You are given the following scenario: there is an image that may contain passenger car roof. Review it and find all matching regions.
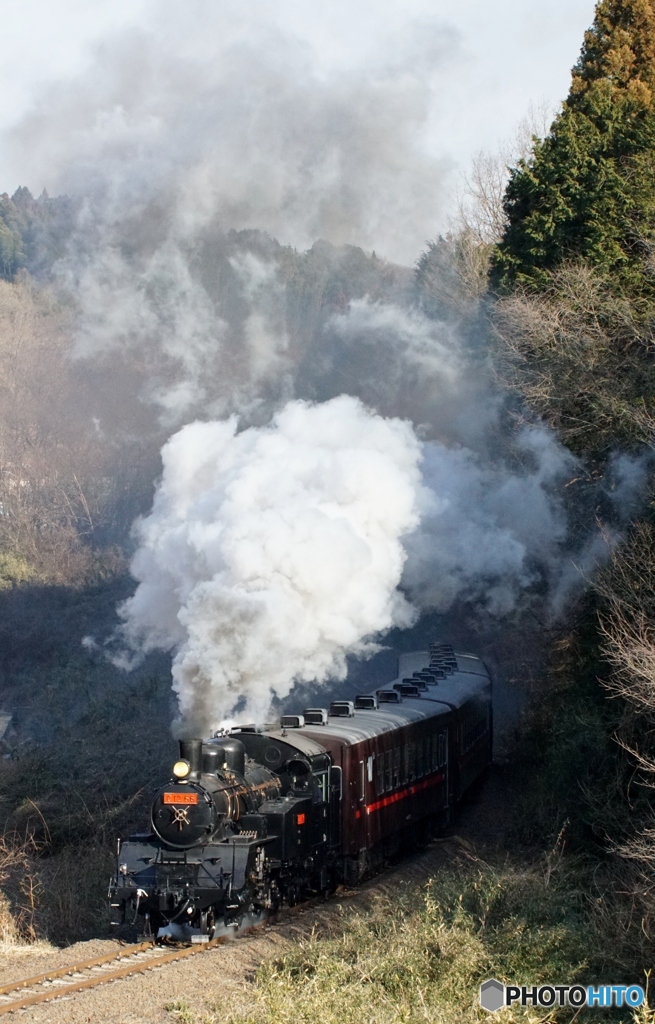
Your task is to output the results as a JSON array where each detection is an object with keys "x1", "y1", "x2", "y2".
[
  {"x1": 229, "y1": 648, "x2": 491, "y2": 754},
  {"x1": 246, "y1": 649, "x2": 491, "y2": 750},
  {"x1": 300, "y1": 700, "x2": 452, "y2": 747},
  {"x1": 398, "y1": 650, "x2": 490, "y2": 679}
]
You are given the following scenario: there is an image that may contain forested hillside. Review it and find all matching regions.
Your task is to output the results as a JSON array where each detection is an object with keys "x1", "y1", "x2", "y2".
[
  {"x1": 493, "y1": 0, "x2": 655, "y2": 293},
  {"x1": 490, "y1": 0, "x2": 655, "y2": 953},
  {"x1": 228, "y1": 4, "x2": 655, "y2": 1018}
]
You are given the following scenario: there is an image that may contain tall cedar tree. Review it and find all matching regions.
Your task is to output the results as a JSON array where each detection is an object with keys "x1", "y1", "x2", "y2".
[{"x1": 492, "y1": 0, "x2": 655, "y2": 292}]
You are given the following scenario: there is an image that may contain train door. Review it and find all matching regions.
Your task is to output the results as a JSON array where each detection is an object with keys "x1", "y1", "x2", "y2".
[
  {"x1": 358, "y1": 754, "x2": 374, "y2": 848},
  {"x1": 441, "y1": 728, "x2": 448, "y2": 815},
  {"x1": 329, "y1": 765, "x2": 342, "y2": 848},
  {"x1": 443, "y1": 726, "x2": 455, "y2": 818},
  {"x1": 313, "y1": 769, "x2": 330, "y2": 849}
]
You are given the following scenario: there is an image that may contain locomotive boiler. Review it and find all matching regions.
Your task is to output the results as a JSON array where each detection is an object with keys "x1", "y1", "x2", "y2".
[{"x1": 109, "y1": 642, "x2": 492, "y2": 941}]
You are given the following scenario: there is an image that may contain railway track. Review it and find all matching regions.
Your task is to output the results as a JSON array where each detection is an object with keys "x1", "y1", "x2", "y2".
[
  {"x1": 0, "y1": 872, "x2": 356, "y2": 1016},
  {"x1": 0, "y1": 841, "x2": 450, "y2": 1017},
  {"x1": 0, "y1": 932, "x2": 246, "y2": 1015},
  {"x1": 0, "y1": 889, "x2": 337, "y2": 1018}
]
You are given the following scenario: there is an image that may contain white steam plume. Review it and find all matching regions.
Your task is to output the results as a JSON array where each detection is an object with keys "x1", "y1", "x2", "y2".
[
  {"x1": 6, "y1": 0, "x2": 454, "y2": 264},
  {"x1": 115, "y1": 389, "x2": 586, "y2": 733},
  {"x1": 117, "y1": 396, "x2": 422, "y2": 734},
  {"x1": 403, "y1": 427, "x2": 574, "y2": 616},
  {"x1": 2, "y1": 0, "x2": 457, "y2": 425},
  {"x1": 5, "y1": 0, "x2": 646, "y2": 730}
]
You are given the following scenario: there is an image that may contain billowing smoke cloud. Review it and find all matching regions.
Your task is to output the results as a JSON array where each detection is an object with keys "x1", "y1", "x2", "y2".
[
  {"x1": 404, "y1": 427, "x2": 574, "y2": 616},
  {"x1": 545, "y1": 451, "x2": 655, "y2": 618},
  {"x1": 1, "y1": 0, "x2": 459, "y2": 426},
  {"x1": 116, "y1": 396, "x2": 422, "y2": 733},
  {"x1": 6, "y1": 0, "x2": 455, "y2": 265},
  {"x1": 8, "y1": 0, "x2": 640, "y2": 733},
  {"x1": 115, "y1": 388, "x2": 586, "y2": 732},
  {"x1": 321, "y1": 297, "x2": 498, "y2": 448}
]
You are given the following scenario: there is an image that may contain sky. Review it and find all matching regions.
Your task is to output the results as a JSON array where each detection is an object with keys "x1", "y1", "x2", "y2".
[{"x1": 0, "y1": 0, "x2": 598, "y2": 250}]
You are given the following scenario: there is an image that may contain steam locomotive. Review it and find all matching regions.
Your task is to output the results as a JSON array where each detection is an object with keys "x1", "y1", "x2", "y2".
[{"x1": 109, "y1": 642, "x2": 492, "y2": 941}]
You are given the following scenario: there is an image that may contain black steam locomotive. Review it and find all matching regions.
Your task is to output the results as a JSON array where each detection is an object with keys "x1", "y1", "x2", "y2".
[{"x1": 109, "y1": 643, "x2": 492, "y2": 941}]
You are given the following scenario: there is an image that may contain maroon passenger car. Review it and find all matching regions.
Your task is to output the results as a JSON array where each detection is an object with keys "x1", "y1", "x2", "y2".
[
  {"x1": 238, "y1": 642, "x2": 492, "y2": 883},
  {"x1": 110, "y1": 642, "x2": 492, "y2": 939}
]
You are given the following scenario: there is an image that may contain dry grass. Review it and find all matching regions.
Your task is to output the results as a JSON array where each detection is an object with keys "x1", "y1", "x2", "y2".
[
  {"x1": 0, "y1": 780, "x2": 158, "y2": 944},
  {"x1": 0, "y1": 831, "x2": 45, "y2": 948},
  {"x1": 167, "y1": 856, "x2": 648, "y2": 1024},
  {"x1": 26, "y1": 845, "x2": 115, "y2": 943},
  {"x1": 0, "y1": 616, "x2": 166, "y2": 948}
]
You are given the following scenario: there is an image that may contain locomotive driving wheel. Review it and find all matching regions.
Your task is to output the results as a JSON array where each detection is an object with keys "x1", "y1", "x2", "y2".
[{"x1": 200, "y1": 909, "x2": 216, "y2": 938}]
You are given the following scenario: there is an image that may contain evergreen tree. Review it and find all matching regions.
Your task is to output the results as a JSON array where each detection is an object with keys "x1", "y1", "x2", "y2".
[
  {"x1": 0, "y1": 197, "x2": 25, "y2": 279},
  {"x1": 492, "y1": 0, "x2": 655, "y2": 292},
  {"x1": 0, "y1": 188, "x2": 76, "y2": 280}
]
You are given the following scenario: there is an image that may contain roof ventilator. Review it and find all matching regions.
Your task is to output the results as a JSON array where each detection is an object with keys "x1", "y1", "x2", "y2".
[
  {"x1": 377, "y1": 689, "x2": 402, "y2": 703},
  {"x1": 412, "y1": 672, "x2": 434, "y2": 686},
  {"x1": 428, "y1": 667, "x2": 446, "y2": 679},
  {"x1": 303, "y1": 708, "x2": 328, "y2": 725},
  {"x1": 329, "y1": 701, "x2": 355, "y2": 718},
  {"x1": 430, "y1": 659, "x2": 456, "y2": 674},
  {"x1": 394, "y1": 683, "x2": 421, "y2": 697},
  {"x1": 354, "y1": 695, "x2": 378, "y2": 710},
  {"x1": 280, "y1": 714, "x2": 304, "y2": 729}
]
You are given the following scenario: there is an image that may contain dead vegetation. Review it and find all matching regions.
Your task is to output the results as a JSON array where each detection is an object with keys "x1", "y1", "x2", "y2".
[
  {"x1": 0, "y1": 565, "x2": 175, "y2": 945},
  {"x1": 0, "y1": 832, "x2": 41, "y2": 948},
  {"x1": 167, "y1": 852, "x2": 650, "y2": 1024},
  {"x1": 0, "y1": 273, "x2": 158, "y2": 587},
  {"x1": 592, "y1": 522, "x2": 655, "y2": 933},
  {"x1": 492, "y1": 261, "x2": 655, "y2": 455}
]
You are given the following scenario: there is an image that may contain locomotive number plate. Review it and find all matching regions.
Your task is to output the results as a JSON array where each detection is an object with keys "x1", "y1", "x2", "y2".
[{"x1": 163, "y1": 792, "x2": 199, "y2": 804}]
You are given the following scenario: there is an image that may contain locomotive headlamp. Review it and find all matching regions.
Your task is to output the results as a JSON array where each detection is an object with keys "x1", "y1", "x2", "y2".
[{"x1": 172, "y1": 759, "x2": 191, "y2": 779}]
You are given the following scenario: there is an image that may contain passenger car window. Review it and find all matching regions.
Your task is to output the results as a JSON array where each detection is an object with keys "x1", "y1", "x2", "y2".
[
  {"x1": 315, "y1": 771, "x2": 328, "y2": 802},
  {"x1": 392, "y1": 748, "x2": 401, "y2": 788},
  {"x1": 384, "y1": 750, "x2": 393, "y2": 791},
  {"x1": 376, "y1": 752, "x2": 385, "y2": 794}
]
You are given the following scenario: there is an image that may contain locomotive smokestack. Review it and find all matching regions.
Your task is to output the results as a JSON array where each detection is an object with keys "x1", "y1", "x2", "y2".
[{"x1": 179, "y1": 739, "x2": 203, "y2": 777}]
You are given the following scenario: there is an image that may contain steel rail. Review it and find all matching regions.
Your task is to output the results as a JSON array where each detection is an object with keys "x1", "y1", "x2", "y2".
[
  {"x1": 0, "y1": 935, "x2": 236, "y2": 1015},
  {"x1": 0, "y1": 828, "x2": 446, "y2": 1015},
  {"x1": 0, "y1": 940, "x2": 155, "y2": 997}
]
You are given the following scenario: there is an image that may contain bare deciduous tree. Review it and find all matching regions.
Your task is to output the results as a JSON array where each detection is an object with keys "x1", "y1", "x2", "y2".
[
  {"x1": 420, "y1": 101, "x2": 557, "y2": 307},
  {"x1": 0, "y1": 274, "x2": 151, "y2": 584},
  {"x1": 593, "y1": 524, "x2": 655, "y2": 931},
  {"x1": 492, "y1": 261, "x2": 655, "y2": 454}
]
